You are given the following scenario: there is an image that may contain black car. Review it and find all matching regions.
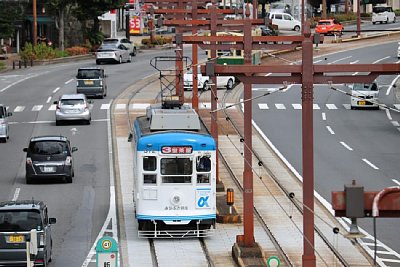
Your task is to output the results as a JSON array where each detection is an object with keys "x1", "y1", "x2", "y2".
[
  {"x1": 76, "y1": 67, "x2": 107, "y2": 98},
  {"x1": 23, "y1": 135, "x2": 78, "y2": 184},
  {"x1": 258, "y1": 25, "x2": 278, "y2": 36},
  {"x1": 0, "y1": 200, "x2": 56, "y2": 266}
]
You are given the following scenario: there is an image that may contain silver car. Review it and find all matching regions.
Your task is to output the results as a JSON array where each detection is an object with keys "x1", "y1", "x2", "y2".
[
  {"x1": 54, "y1": 94, "x2": 92, "y2": 125},
  {"x1": 0, "y1": 104, "x2": 12, "y2": 143},
  {"x1": 103, "y1": 37, "x2": 137, "y2": 56},
  {"x1": 96, "y1": 43, "x2": 132, "y2": 64}
]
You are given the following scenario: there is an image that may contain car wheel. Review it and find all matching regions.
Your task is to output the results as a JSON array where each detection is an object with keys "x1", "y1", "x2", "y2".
[
  {"x1": 66, "y1": 175, "x2": 72, "y2": 183},
  {"x1": 202, "y1": 81, "x2": 210, "y2": 91},
  {"x1": 226, "y1": 79, "x2": 234, "y2": 90},
  {"x1": 372, "y1": 21, "x2": 376, "y2": 25},
  {"x1": 26, "y1": 176, "x2": 32, "y2": 184},
  {"x1": 55, "y1": 120, "x2": 61, "y2": 126},
  {"x1": 386, "y1": 18, "x2": 389, "y2": 24},
  {"x1": 132, "y1": 48, "x2": 137, "y2": 56},
  {"x1": 0, "y1": 137, "x2": 6, "y2": 143},
  {"x1": 119, "y1": 56, "x2": 122, "y2": 64},
  {"x1": 294, "y1": 25, "x2": 300, "y2": 32},
  {"x1": 96, "y1": 60, "x2": 101, "y2": 65},
  {"x1": 351, "y1": 106, "x2": 355, "y2": 110},
  {"x1": 86, "y1": 119, "x2": 91, "y2": 125},
  {"x1": 394, "y1": 17, "x2": 396, "y2": 23},
  {"x1": 128, "y1": 55, "x2": 132, "y2": 63}
]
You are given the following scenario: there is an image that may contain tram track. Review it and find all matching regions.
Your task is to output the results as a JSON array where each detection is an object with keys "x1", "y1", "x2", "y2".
[{"x1": 207, "y1": 87, "x2": 351, "y2": 266}]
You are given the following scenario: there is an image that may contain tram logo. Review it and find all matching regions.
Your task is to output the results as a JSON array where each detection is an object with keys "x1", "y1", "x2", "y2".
[{"x1": 196, "y1": 189, "x2": 211, "y2": 209}]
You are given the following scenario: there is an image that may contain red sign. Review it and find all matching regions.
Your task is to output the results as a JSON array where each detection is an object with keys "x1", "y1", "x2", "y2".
[
  {"x1": 129, "y1": 15, "x2": 140, "y2": 34},
  {"x1": 162, "y1": 146, "x2": 193, "y2": 154}
]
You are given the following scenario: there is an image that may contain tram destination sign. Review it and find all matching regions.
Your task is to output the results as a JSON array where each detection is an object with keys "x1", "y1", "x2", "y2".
[{"x1": 161, "y1": 146, "x2": 192, "y2": 154}]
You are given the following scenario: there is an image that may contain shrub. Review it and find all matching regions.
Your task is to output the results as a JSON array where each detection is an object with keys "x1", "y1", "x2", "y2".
[
  {"x1": 19, "y1": 42, "x2": 36, "y2": 61},
  {"x1": 141, "y1": 38, "x2": 151, "y2": 45},
  {"x1": 33, "y1": 43, "x2": 56, "y2": 59},
  {"x1": 65, "y1": 46, "x2": 89, "y2": 56},
  {"x1": 395, "y1": 9, "x2": 400, "y2": 16},
  {"x1": 0, "y1": 61, "x2": 5, "y2": 71},
  {"x1": 331, "y1": 12, "x2": 357, "y2": 22}
]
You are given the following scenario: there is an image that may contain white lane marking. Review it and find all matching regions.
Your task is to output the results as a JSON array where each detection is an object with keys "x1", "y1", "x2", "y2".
[
  {"x1": 326, "y1": 126, "x2": 335, "y2": 135},
  {"x1": 313, "y1": 59, "x2": 322, "y2": 64},
  {"x1": 328, "y1": 56, "x2": 352, "y2": 64},
  {"x1": 352, "y1": 72, "x2": 359, "y2": 76},
  {"x1": 386, "y1": 75, "x2": 400, "y2": 96},
  {"x1": 0, "y1": 73, "x2": 39, "y2": 92},
  {"x1": 395, "y1": 104, "x2": 400, "y2": 110},
  {"x1": 12, "y1": 188, "x2": 20, "y2": 201},
  {"x1": 326, "y1": 104, "x2": 337, "y2": 109},
  {"x1": 340, "y1": 141, "x2": 353, "y2": 151},
  {"x1": 130, "y1": 103, "x2": 152, "y2": 109},
  {"x1": 275, "y1": 104, "x2": 285, "y2": 109},
  {"x1": 322, "y1": 112, "x2": 326, "y2": 121},
  {"x1": 258, "y1": 103, "x2": 269, "y2": 110},
  {"x1": 65, "y1": 78, "x2": 74, "y2": 84},
  {"x1": 32, "y1": 105, "x2": 43, "y2": 111},
  {"x1": 264, "y1": 73, "x2": 272, "y2": 76},
  {"x1": 372, "y1": 56, "x2": 390, "y2": 64},
  {"x1": 362, "y1": 158, "x2": 379, "y2": 170},
  {"x1": 14, "y1": 106, "x2": 25, "y2": 112},
  {"x1": 292, "y1": 104, "x2": 302, "y2": 109},
  {"x1": 48, "y1": 104, "x2": 56, "y2": 111},
  {"x1": 391, "y1": 121, "x2": 400, "y2": 127},
  {"x1": 392, "y1": 179, "x2": 400, "y2": 186},
  {"x1": 381, "y1": 259, "x2": 400, "y2": 263},
  {"x1": 115, "y1": 104, "x2": 126, "y2": 110},
  {"x1": 350, "y1": 60, "x2": 359, "y2": 64},
  {"x1": 100, "y1": 104, "x2": 111, "y2": 110},
  {"x1": 46, "y1": 96, "x2": 52, "y2": 103},
  {"x1": 252, "y1": 87, "x2": 279, "y2": 92},
  {"x1": 313, "y1": 104, "x2": 320, "y2": 109},
  {"x1": 343, "y1": 104, "x2": 351, "y2": 109},
  {"x1": 283, "y1": 84, "x2": 294, "y2": 92},
  {"x1": 386, "y1": 109, "x2": 392, "y2": 120},
  {"x1": 52, "y1": 87, "x2": 60, "y2": 93}
]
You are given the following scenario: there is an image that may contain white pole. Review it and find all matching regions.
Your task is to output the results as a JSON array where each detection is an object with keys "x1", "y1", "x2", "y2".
[{"x1": 26, "y1": 241, "x2": 30, "y2": 267}]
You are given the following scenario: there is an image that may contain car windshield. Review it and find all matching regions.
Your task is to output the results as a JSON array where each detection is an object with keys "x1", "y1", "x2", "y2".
[
  {"x1": 60, "y1": 99, "x2": 85, "y2": 106},
  {"x1": 30, "y1": 141, "x2": 68, "y2": 155},
  {"x1": 103, "y1": 39, "x2": 119, "y2": 44},
  {"x1": 318, "y1": 21, "x2": 331, "y2": 25},
  {"x1": 98, "y1": 44, "x2": 118, "y2": 50},
  {"x1": 373, "y1": 7, "x2": 391, "y2": 13},
  {"x1": 77, "y1": 69, "x2": 100, "y2": 79},
  {"x1": 0, "y1": 210, "x2": 42, "y2": 231},
  {"x1": 352, "y1": 83, "x2": 378, "y2": 91}
]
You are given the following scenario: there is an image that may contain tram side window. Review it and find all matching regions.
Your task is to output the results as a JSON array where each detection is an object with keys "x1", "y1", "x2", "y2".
[
  {"x1": 196, "y1": 156, "x2": 211, "y2": 184},
  {"x1": 143, "y1": 156, "x2": 156, "y2": 171},
  {"x1": 143, "y1": 156, "x2": 157, "y2": 184}
]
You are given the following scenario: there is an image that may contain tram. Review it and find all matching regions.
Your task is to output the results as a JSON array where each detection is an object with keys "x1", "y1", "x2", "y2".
[{"x1": 132, "y1": 104, "x2": 217, "y2": 238}]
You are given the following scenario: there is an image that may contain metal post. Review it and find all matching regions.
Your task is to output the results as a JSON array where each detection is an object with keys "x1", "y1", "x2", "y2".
[
  {"x1": 242, "y1": 5, "x2": 254, "y2": 248},
  {"x1": 301, "y1": 23, "x2": 316, "y2": 267},
  {"x1": 356, "y1": 0, "x2": 361, "y2": 37},
  {"x1": 210, "y1": 3, "x2": 219, "y2": 184},
  {"x1": 125, "y1": 7, "x2": 130, "y2": 39},
  {"x1": 176, "y1": 0, "x2": 184, "y2": 105},
  {"x1": 192, "y1": 0, "x2": 199, "y2": 111},
  {"x1": 33, "y1": 0, "x2": 37, "y2": 46}
]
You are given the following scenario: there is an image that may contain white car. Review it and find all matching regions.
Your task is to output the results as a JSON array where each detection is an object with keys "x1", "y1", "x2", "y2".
[
  {"x1": 267, "y1": 12, "x2": 301, "y2": 31},
  {"x1": 103, "y1": 37, "x2": 137, "y2": 56},
  {"x1": 372, "y1": 5, "x2": 396, "y2": 24},
  {"x1": 350, "y1": 82, "x2": 379, "y2": 110},
  {"x1": 96, "y1": 43, "x2": 132, "y2": 64},
  {"x1": 184, "y1": 65, "x2": 235, "y2": 91},
  {"x1": 0, "y1": 104, "x2": 12, "y2": 142},
  {"x1": 397, "y1": 42, "x2": 400, "y2": 58}
]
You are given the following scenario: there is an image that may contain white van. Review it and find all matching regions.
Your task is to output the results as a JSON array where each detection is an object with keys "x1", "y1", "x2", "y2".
[
  {"x1": 372, "y1": 5, "x2": 396, "y2": 24},
  {"x1": 184, "y1": 65, "x2": 235, "y2": 91},
  {"x1": 267, "y1": 12, "x2": 301, "y2": 31},
  {"x1": 0, "y1": 104, "x2": 12, "y2": 142},
  {"x1": 350, "y1": 82, "x2": 379, "y2": 110}
]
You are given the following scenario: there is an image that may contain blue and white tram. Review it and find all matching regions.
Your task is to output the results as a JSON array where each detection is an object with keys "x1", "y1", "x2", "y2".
[{"x1": 132, "y1": 105, "x2": 217, "y2": 238}]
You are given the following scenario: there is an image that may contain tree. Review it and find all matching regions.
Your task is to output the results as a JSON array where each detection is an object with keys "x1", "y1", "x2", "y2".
[
  {"x1": 73, "y1": 0, "x2": 125, "y2": 46},
  {"x1": 0, "y1": 1, "x2": 27, "y2": 39}
]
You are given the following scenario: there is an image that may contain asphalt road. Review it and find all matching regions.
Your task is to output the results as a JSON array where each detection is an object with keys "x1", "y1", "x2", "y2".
[
  {"x1": 0, "y1": 47, "x2": 187, "y2": 266},
  {"x1": 251, "y1": 39, "x2": 400, "y2": 256}
]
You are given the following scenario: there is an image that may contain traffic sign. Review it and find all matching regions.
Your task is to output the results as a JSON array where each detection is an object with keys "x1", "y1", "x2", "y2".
[
  {"x1": 96, "y1": 237, "x2": 118, "y2": 267},
  {"x1": 266, "y1": 256, "x2": 280, "y2": 267}
]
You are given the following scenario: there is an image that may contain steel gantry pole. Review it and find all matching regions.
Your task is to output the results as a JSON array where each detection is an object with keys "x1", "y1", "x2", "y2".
[
  {"x1": 191, "y1": 0, "x2": 199, "y2": 111},
  {"x1": 242, "y1": 6, "x2": 255, "y2": 247},
  {"x1": 301, "y1": 23, "x2": 316, "y2": 267}
]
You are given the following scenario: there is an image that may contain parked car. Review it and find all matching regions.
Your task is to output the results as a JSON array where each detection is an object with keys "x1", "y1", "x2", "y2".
[
  {"x1": 54, "y1": 94, "x2": 92, "y2": 125},
  {"x1": 23, "y1": 135, "x2": 78, "y2": 183},
  {"x1": 349, "y1": 82, "x2": 379, "y2": 110},
  {"x1": 76, "y1": 67, "x2": 107, "y2": 98},
  {"x1": 0, "y1": 105, "x2": 12, "y2": 143},
  {"x1": 0, "y1": 200, "x2": 56, "y2": 266},
  {"x1": 258, "y1": 25, "x2": 279, "y2": 36},
  {"x1": 267, "y1": 12, "x2": 301, "y2": 31},
  {"x1": 397, "y1": 42, "x2": 400, "y2": 58},
  {"x1": 372, "y1": 5, "x2": 396, "y2": 24},
  {"x1": 184, "y1": 65, "x2": 235, "y2": 91},
  {"x1": 315, "y1": 19, "x2": 343, "y2": 36},
  {"x1": 103, "y1": 37, "x2": 137, "y2": 56},
  {"x1": 96, "y1": 43, "x2": 131, "y2": 64}
]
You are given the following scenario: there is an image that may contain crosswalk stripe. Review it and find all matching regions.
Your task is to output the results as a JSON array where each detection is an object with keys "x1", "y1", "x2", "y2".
[
  {"x1": 32, "y1": 105, "x2": 43, "y2": 111},
  {"x1": 115, "y1": 104, "x2": 126, "y2": 110},
  {"x1": 275, "y1": 104, "x2": 285, "y2": 110},
  {"x1": 313, "y1": 104, "x2": 320, "y2": 110},
  {"x1": 394, "y1": 104, "x2": 400, "y2": 110},
  {"x1": 292, "y1": 104, "x2": 302, "y2": 110},
  {"x1": 326, "y1": 104, "x2": 337, "y2": 109},
  {"x1": 258, "y1": 103, "x2": 269, "y2": 110},
  {"x1": 100, "y1": 104, "x2": 110, "y2": 110},
  {"x1": 48, "y1": 104, "x2": 56, "y2": 111},
  {"x1": 130, "y1": 103, "x2": 150, "y2": 110},
  {"x1": 14, "y1": 106, "x2": 25, "y2": 112},
  {"x1": 343, "y1": 104, "x2": 351, "y2": 110}
]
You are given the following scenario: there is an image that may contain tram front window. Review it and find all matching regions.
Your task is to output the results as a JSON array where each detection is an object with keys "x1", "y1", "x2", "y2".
[{"x1": 161, "y1": 158, "x2": 192, "y2": 183}]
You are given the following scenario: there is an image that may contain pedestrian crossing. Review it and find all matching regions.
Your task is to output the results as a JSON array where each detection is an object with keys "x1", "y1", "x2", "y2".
[{"x1": 4, "y1": 102, "x2": 400, "y2": 113}]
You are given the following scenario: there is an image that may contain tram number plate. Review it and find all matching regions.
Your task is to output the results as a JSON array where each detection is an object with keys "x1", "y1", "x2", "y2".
[{"x1": 7, "y1": 235, "x2": 25, "y2": 243}]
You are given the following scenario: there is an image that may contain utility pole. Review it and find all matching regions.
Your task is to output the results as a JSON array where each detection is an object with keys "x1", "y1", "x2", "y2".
[{"x1": 33, "y1": 0, "x2": 37, "y2": 46}]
